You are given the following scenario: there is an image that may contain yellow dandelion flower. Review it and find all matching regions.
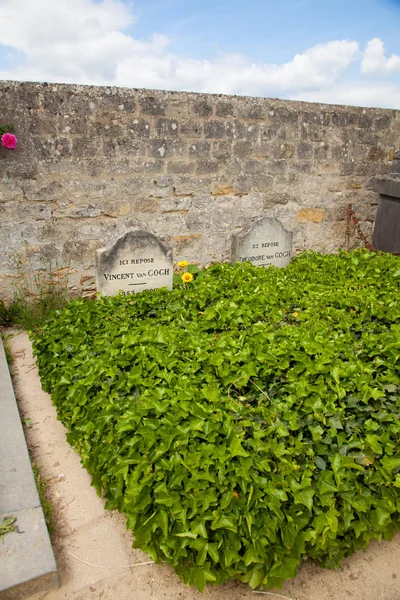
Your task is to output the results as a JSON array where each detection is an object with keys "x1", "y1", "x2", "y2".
[
  {"x1": 182, "y1": 272, "x2": 193, "y2": 283},
  {"x1": 178, "y1": 260, "x2": 188, "y2": 268},
  {"x1": 291, "y1": 312, "x2": 299, "y2": 317}
]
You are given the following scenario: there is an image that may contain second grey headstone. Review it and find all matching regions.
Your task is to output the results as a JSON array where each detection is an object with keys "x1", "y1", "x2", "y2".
[{"x1": 232, "y1": 217, "x2": 292, "y2": 268}]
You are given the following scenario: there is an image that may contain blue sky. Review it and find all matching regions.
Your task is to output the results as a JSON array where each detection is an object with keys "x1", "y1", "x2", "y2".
[
  {"x1": 131, "y1": 0, "x2": 400, "y2": 62},
  {"x1": 1, "y1": 0, "x2": 400, "y2": 108}
]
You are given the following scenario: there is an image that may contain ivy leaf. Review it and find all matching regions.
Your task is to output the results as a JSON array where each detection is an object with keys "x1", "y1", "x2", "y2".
[
  {"x1": 211, "y1": 514, "x2": 237, "y2": 533},
  {"x1": 314, "y1": 456, "x2": 327, "y2": 470},
  {"x1": 229, "y1": 436, "x2": 249, "y2": 458},
  {"x1": 381, "y1": 456, "x2": 400, "y2": 473},
  {"x1": 293, "y1": 487, "x2": 315, "y2": 511}
]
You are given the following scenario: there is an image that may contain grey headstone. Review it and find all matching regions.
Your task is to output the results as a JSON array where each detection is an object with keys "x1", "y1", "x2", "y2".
[
  {"x1": 232, "y1": 217, "x2": 293, "y2": 268},
  {"x1": 96, "y1": 230, "x2": 173, "y2": 296}
]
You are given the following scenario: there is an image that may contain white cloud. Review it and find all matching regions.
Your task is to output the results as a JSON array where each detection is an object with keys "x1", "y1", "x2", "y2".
[
  {"x1": 0, "y1": 0, "x2": 136, "y2": 82},
  {"x1": 112, "y1": 40, "x2": 360, "y2": 98},
  {"x1": 291, "y1": 81, "x2": 400, "y2": 110},
  {"x1": 0, "y1": 0, "x2": 399, "y2": 109},
  {"x1": 361, "y1": 38, "x2": 400, "y2": 75}
]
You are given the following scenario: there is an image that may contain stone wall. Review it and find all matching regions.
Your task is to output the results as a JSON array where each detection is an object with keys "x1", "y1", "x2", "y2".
[{"x1": 1, "y1": 81, "x2": 400, "y2": 298}]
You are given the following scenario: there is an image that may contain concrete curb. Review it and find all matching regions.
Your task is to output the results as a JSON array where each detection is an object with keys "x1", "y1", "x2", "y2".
[{"x1": 0, "y1": 334, "x2": 59, "y2": 600}]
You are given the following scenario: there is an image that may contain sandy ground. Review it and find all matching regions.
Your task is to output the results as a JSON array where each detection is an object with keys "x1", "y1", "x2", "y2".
[{"x1": 4, "y1": 328, "x2": 400, "y2": 600}]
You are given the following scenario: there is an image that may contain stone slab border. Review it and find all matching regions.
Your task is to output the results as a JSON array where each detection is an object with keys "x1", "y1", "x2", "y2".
[{"x1": 0, "y1": 336, "x2": 59, "y2": 599}]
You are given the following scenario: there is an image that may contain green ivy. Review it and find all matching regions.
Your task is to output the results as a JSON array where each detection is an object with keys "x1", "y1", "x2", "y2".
[
  {"x1": 32, "y1": 250, "x2": 400, "y2": 592},
  {"x1": 0, "y1": 122, "x2": 14, "y2": 135}
]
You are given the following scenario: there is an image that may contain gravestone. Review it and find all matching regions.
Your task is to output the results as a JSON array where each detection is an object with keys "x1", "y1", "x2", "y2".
[
  {"x1": 232, "y1": 217, "x2": 293, "y2": 268},
  {"x1": 96, "y1": 230, "x2": 173, "y2": 296}
]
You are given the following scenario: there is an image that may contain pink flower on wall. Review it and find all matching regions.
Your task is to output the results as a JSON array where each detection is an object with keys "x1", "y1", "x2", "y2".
[{"x1": 1, "y1": 133, "x2": 18, "y2": 149}]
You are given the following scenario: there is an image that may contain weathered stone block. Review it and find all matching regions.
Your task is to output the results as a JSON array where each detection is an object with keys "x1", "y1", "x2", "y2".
[
  {"x1": 151, "y1": 185, "x2": 174, "y2": 199},
  {"x1": 0, "y1": 182, "x2": 24, "y2": 203},
  {"x1": 252, "y1": 143, "x2": 270, "y2": 159},
  {"x1": 239, "y1": 123, "x2": 260, "y2": 141},
  {"x1": 70, "y1": 135, "x2": 100, "y2": 158},
  {"x1": 173, "y1": 233, "x2": 203, "y2": 253},
  {"x1": 301, "y1": 124, "x2": 324, "y2": 143},
  {"x1": 62, "y1": 240, "x2": 102, "y2": 262},
  {"x1": 156, "y1": 118, "x2": 179, "y2": 137},
  {"x1": 234, "y1": 141, "x2": 253, "y2": 159},
  {"x1": 196, "y1": 160, "x2": 219, "y2": 175},
  {"x1": 0, "y1": 202, "x2": 51, "y2": 221},
  {"x1": 55, "y1": 204, "x2": 102, "y2": 219},
  {"x1": 340, "y1": 161, "x2": 356, "y2": 176},
  {"x1": 270, "y1": 107, "x2": 299, "y2": 124},
  {"x1": 139, "y1": 96, "x2": 166, "y2": 115},
  {"x1": 154, "y1": 176, "x2": 174, "y2": 188},
  {"x1": 374, "y1": 115, "x2": 391, "y2": 130},
  {"x1": 245, "y1": 105, "x2": 264, "y2": 120},
  {"x1": 263, "y1": 191, "x2": 292, "y2": 206},
  {"x1": 160, "y1": 196, "x2": 192, "y2": 212},
  {"x1": 148, "y1": 139, "x2": 173, "y2": 159},
  {"x1": 41, "y1": 89, "x2": 70, "y2": 114},
  {"x1": 233, "y1": 174, "x2": 251, "y2": 196},
  {"x1": 90, "y1": 120, "x2": 124, "y2": 138},
  {"x1": 172, "y1": 177, "x2": 212, "y2": 196},
  {"x1": 21, "y1": 180, "x2": 64, "y2": 202},
  {"x1": 141, "y1": 160, "x2": 164, "y2": 173},
  {"x1": 266, "y1": 159, "x2": 287, "y2": 174},
  {"x1": 171, "y1": 140, "x2": 188, "y2": 157},
  {"x1": 28, "y1": 113, "x2": 57, "y2": 135},
  {"x1": 290, "y1": 161, "x2": 313, "y2": 174},
  {"x1": 101, "y1": 93, "x2": 135, "y2": 113},
  {"x1": 204, "y1": 121, "x2": 226, "y2": 139},
  {"x1": 180, "y1": 119, "x2": 202, "y2": 137},
  {"x1": 131, "y1": 196, "x2": 160, "y2": 213},
  {"x1": 167, "y1": 162, "x2": 194, "y2": 175},
  {"x1": 216, "y1": 102, "x2": 234, "y2": 117},
  {"x1": 113, "y1": 138, "x2": 146, "y2": 156},
  {"x1": 367, "y1": 146, "x2": 386, "y2": 161},
  {"x1": 211, "y1": 184, "x2": 235, "y2": 196},
  {"x1": 245, "y1": 160, "x2": 265, "y2": 175},
  {"x1": 273, "y1": 143, "x2": 295, "y2": 159},
  {"x1": 86, "y1": 159, "x2": 104, "y2": 177},
  {"x1": 302, "y1": 111, "x2": 331, "y2": 126},
  {"x1": 212, "y1": 141, "x2": 232, "y2": 161},
  {"x1": 241, "y1": 193, "x2": 263, "y2": 212},
  {"x1": 60, "y1": 113, "x2": 89, "y2": 135},
  {"x1": 297, "y1": 208, "x2": 324, "y2": 223},
  {"x1": 189, "y1": 142, "x2": 211, "y2": 157},
  {"x1": 102, "y1": 198, "x2": 131, "y2": 217},
  {"x1": 314, "y1": 144, "x2": 329, "y2": 160},
  {"x1": 297, "y1": 142, "x2": 313, "y2": 160},
  {"x1": 252, "y1": 174, "x2": 274, "y2": 193},
  {"x1": 192, "y1": 99, "x2": 213, "y2": 117},
  {"x1": 126, "y1": 118, "x2": 151, "y2": 137}
]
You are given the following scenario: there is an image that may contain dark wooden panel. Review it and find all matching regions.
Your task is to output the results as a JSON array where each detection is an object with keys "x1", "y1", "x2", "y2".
[{"x1": 373, "y1": 195, "x2": 400, "y2": 253}]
